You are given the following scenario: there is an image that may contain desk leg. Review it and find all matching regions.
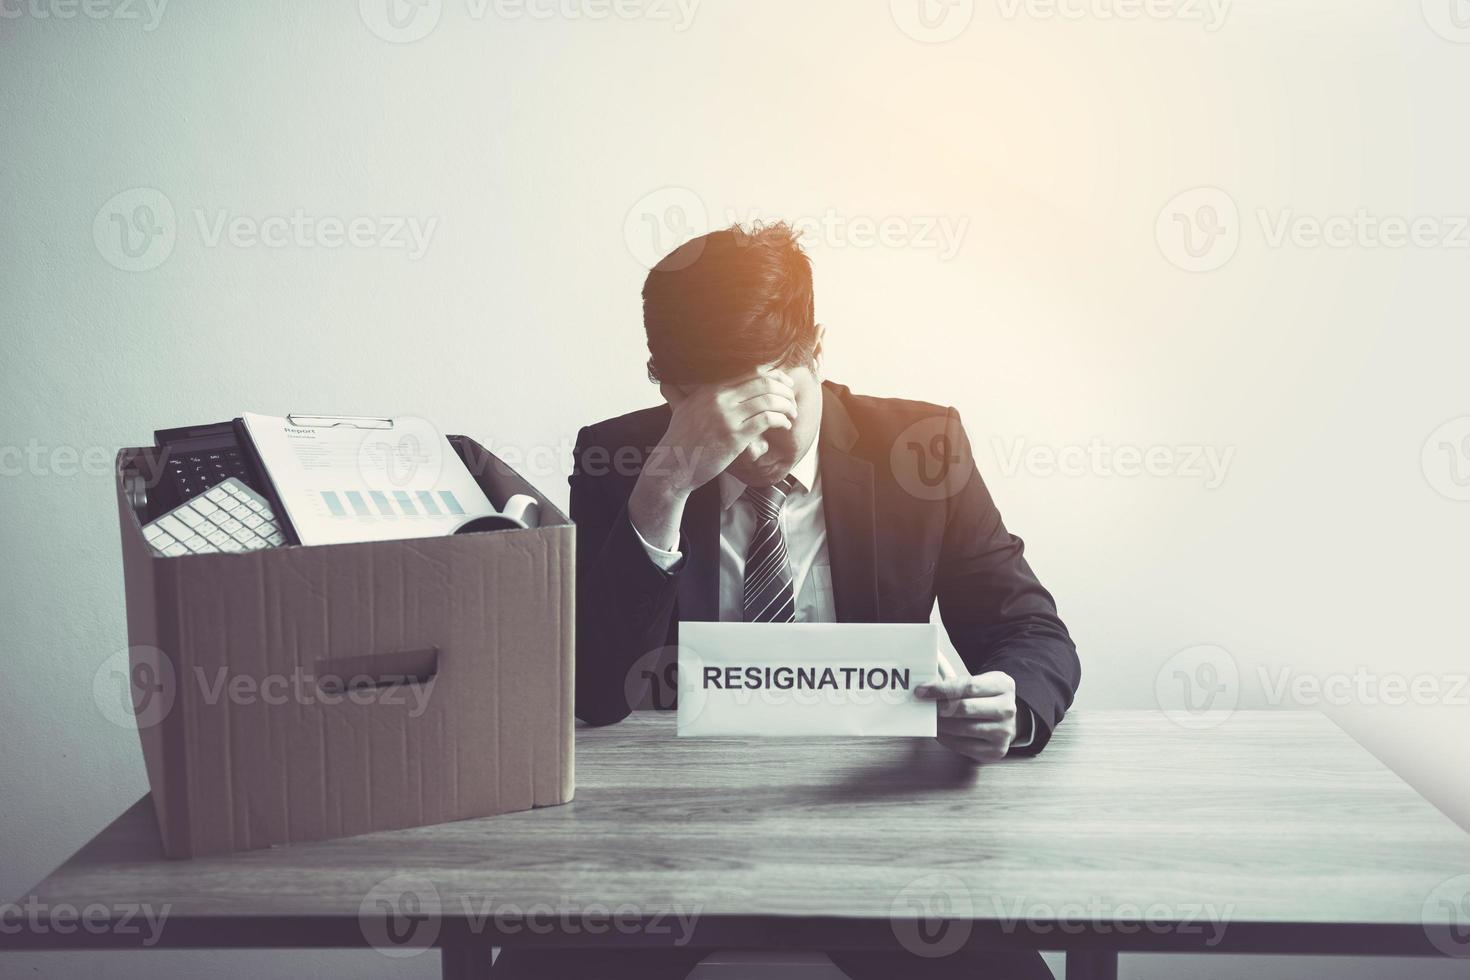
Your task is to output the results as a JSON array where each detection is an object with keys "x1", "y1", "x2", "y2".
[
  {"x1": 1064, "y1": 950, "x2": 1118, "y2": 980},
  {"x1": 441, "y1": 944, "x2": 493, "y2": 980}
]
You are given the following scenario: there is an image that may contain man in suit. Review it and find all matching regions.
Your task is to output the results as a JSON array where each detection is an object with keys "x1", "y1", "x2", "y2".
[{"x1": 498, "y1": 223, "x2": 1079, "y2": 980}]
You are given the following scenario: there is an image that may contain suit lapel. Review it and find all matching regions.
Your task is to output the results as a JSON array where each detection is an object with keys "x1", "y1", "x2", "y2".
[
  {"x1": 676, "y1": 479, "x2": 721, "y2": 622},
  {"x1": 818, "y1": 384, "x2": 879, "y2": 622}
]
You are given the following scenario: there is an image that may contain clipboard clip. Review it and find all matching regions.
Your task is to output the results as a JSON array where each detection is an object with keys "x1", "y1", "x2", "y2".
[{"x1": 286, "y1": 414, "x2": 395, "y2": 430}]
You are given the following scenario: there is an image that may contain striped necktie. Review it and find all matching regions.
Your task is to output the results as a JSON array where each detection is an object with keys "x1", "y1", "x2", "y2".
[{"x1": 741, "y1": 476, "x2": 800, "y2": 623}]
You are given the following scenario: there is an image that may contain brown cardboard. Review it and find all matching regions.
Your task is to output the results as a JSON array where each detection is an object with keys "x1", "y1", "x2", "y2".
[{"x1": 114, "y1": 436, "x2": 574, "y2": 859}]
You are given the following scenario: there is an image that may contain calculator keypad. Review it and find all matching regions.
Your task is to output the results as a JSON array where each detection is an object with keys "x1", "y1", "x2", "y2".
[{"x1": 142, "y1": 479, "x2": 284, "y2": 557}]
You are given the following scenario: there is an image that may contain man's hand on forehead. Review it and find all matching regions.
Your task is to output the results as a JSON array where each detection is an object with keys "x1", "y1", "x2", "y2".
[
  {"x1": 715, "y1": 369, "x2": 798, "y2": 463},
  {"x1": 631, "y1": 364, "x2": 803, "y2": 549}
]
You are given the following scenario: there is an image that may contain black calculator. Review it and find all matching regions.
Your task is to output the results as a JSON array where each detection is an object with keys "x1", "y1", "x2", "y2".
[{"x1": 151, "y1": 421, "x2": 262, "y2": 516}]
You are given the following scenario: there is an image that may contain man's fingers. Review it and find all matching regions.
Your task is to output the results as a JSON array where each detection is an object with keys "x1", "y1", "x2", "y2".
[
  {"x1": 936, "y1": 656, "x2": 957, "y2": 681},
  {"x1": 736, "y1": 392, "x2": 799, "y2": 422},
  {"x1": 937, "y1": 716, "x2": 1013, "y2": 739},
  {"x1": 739, "y1": 411, "x2": 794, "y2": 439},
  {"x1": 913, "y1": 676, "x2": 970, "y2": 700},
  {"x1": 937, "y1": 733, "x2": 1009, "y2": 764},
  {"x1": 736, "y1": 411, "x2": 794, "y2": 463},
  {"x1": 915, "y1": 670, "x2": 1014, "y2": 701},
  {"x1": 723, "y1": 372, "x2": 795, "y2": 404},
  {"x1": 935, "y1": 694, "x2": 1015, "y2": 721}
]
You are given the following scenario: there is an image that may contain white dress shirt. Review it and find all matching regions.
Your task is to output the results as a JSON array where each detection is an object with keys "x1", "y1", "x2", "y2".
[
  {"x1": 635, "y1": 442, "x2": 831, "y2": 621},
  {"x1": 632, "y1": 443, "x2": 1035, "y2": 748}
]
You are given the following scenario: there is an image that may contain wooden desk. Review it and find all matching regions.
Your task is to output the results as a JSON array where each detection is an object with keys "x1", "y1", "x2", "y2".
[{"x1": 9, "y1": 711, "x2": 1470, "y2": 979}]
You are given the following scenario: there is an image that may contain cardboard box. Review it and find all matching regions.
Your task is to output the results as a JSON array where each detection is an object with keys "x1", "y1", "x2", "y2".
[{"x1": 114, "y1": 436, "x2": 574, "y2": 859}]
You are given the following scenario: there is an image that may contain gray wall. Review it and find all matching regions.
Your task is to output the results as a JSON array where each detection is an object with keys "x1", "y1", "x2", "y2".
[{"x1": 4, "y1": 1, "x2": 1469, "y2": 977}]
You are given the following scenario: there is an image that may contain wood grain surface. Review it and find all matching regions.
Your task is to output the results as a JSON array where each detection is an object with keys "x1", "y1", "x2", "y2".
[{"x1": 10, "y1": 711, "x2": 1470, "y2": 956}]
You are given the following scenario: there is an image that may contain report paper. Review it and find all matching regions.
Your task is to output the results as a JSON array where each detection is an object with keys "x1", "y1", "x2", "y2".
[
  {"x1": 676, "y1": 622, "x2": 939, "y2": 737},
  {"x1": 241, "y1": 413, "x2": 499, "y2": 546}
]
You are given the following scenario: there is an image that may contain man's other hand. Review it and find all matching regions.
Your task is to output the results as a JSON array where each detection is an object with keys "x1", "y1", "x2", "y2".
[
  {"x1": 654, "y1": 368, "x2": 797, "y2": 493},
  {"x1": 628, "y1": 368, "x2": 797, "y2": 551},
  {"x1": 915, "y1": 660, "x2": 1018, "y2": 763}
]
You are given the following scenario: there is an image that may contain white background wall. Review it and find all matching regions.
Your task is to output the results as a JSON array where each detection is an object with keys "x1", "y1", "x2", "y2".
[{"x1": 3, "y1": 1, "x2": 1470, "y2": 977}]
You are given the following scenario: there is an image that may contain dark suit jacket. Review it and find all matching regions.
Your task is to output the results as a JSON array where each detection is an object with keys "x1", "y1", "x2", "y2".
[{"x1": 569, "y1": 380, "x2": 1080, "y2": 752}]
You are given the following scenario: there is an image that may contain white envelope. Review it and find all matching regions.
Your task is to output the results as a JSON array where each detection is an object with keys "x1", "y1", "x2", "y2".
[{"x1": 676, "y1": 622, "x2": 940, "y2": 737}]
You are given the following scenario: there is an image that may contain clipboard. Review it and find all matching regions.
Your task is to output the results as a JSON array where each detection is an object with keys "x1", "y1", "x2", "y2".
[
  {"x1": 233, "y1": 414, "x2": 398, "y2": 546},
  {"x1": 235, "y1": 412, "x2": 503, "y2": 548},
  {"x1": 232, "y1": 416, "x2": 301, "y2": 545},
  {"x1": 284, "y1": 414, "x2": 395, "y2": 430}
]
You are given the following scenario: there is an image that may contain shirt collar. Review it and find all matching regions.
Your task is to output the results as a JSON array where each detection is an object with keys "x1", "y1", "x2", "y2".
[{"x1": 718, "y1": 441, "x2": 820, "y2": 512}]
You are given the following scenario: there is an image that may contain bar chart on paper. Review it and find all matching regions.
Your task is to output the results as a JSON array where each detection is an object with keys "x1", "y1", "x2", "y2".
[
  {"x1": 240, "y1": 413, "x2": 500, "y2": 545},
  {"x1": 316, "y1": 489, "x2": 470, "y2": 520}
]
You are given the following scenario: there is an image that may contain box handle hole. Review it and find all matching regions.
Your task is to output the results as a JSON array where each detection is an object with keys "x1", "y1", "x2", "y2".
[{"x1": 314, "y1": 647, "x2": 440, "y2": 695}]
